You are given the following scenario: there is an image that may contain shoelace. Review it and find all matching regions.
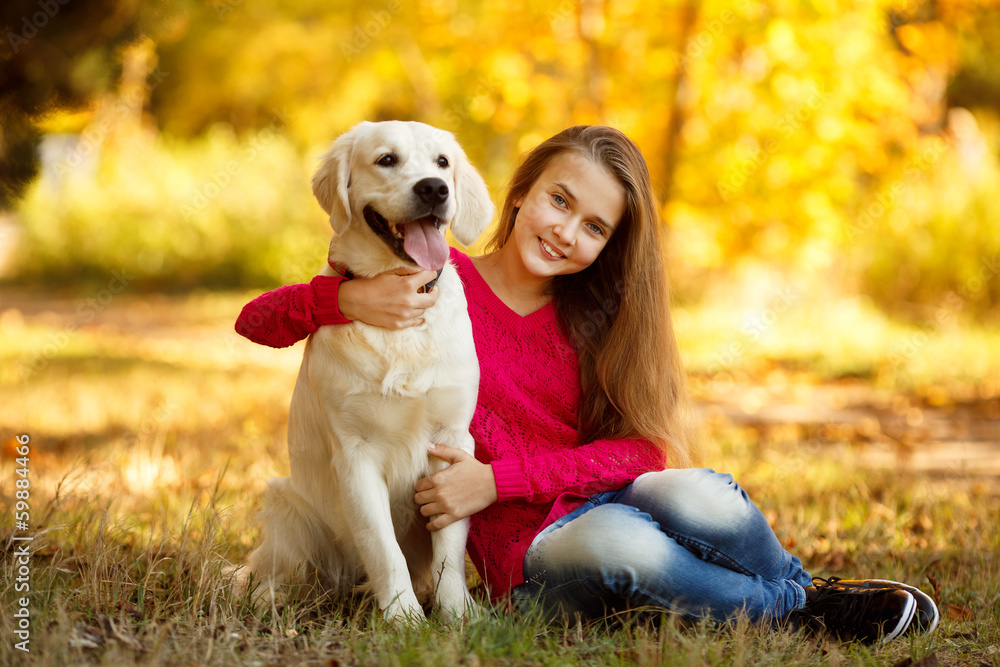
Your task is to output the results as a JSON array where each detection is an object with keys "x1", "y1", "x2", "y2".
[
  {"x1": 813, "y1": 576, "x2": 845, "y2": 587},
  {"x1": 808, "y1": 578, "x2": 882, "y2": 634}
]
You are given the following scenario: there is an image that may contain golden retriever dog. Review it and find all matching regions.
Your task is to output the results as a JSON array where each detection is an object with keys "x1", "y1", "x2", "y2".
[{"x1": 232, "y1": 121, "x2": 493, "y2": 624}]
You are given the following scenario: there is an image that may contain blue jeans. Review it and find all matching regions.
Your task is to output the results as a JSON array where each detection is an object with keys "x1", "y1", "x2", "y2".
[{"x1": 509, "y1": 469, "x2": 813, "y2": 623}]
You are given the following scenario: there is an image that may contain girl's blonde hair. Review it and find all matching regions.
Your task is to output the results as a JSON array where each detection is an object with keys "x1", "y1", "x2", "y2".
[{"x1": 486, "y1": 125, "x2": 699, "y2": 468}]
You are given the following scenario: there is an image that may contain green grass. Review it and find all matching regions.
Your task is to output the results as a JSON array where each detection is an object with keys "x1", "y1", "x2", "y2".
[{"x1": 1, "y1": 288, "x2": 998, "y2": 666}]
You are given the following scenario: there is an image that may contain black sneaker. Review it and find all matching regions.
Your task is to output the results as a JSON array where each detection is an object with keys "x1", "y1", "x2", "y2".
[
  {"x1": 793, "y1": 577, "x2": 917, "y2": 645},
  {"x1": 813, "y1": 578, "x2": 939, "y2": 635}
]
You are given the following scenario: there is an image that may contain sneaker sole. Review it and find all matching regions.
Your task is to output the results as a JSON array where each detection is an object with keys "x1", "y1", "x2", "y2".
[{"x1": 878, "y1": 590, "x2": 917, "y2": 645}]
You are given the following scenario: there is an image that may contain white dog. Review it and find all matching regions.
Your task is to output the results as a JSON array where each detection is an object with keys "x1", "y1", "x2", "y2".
[{"x1": 232, "y1": 121, "x2": 493, "y2": 624}]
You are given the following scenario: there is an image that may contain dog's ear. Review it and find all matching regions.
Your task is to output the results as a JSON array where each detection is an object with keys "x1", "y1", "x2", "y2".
[
  {"x1": 312, "y1": 128, "x2": 357, "y2": 233},
  {"x1": 450, "y1": 144, "x2": 494, "y2": 247}
]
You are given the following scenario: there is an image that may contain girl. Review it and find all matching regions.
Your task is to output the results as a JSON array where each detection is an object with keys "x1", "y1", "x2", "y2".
[{"x1": 236, "y1": 125, "x2": 937, "y2": 645}]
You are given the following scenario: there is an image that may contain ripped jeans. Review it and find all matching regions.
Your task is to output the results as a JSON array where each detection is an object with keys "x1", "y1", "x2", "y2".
[{"x1": 509, "y1": 468, "x2": 814, "y2": 623}]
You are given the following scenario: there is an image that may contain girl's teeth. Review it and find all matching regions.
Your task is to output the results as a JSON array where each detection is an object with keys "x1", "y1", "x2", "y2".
[{"x1": 541, "y1": 240, "x2": 562, "y2": 259}]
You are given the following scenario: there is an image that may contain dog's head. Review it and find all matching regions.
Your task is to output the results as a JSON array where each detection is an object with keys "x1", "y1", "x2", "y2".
[{"x1": 312, "y1": 121, "x2": 493, "y2": 272}]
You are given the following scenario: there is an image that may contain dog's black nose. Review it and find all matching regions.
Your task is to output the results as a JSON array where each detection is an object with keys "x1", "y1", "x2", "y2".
[{"x1": 413, "y1": 178, "x2": 449, "y2": 206}]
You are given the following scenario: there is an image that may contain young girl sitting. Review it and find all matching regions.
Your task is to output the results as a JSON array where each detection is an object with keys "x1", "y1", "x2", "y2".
[{"x1": 236, "y1": 125, "x2": 938, "y2": 645}]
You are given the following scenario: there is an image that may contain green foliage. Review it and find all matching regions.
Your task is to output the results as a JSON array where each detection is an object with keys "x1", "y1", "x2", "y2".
[
  {"x1": 856, "y1": 125, "x2": 1000, "y2": 316},
  {"x1": 14, "y1": 129, "x2": 330, "y2": 290}
]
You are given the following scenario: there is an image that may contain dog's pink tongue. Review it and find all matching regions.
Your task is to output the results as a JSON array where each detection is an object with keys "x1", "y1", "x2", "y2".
[{"x1": 403, "y1": 220, "x2": 449, "y2": 270}]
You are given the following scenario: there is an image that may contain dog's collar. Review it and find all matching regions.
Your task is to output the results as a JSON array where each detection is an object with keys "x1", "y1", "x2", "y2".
[
  {"x1": 328, "y1": 258, "x2": 442, "y2": 294},
  {"x1": 419, "y1": 270, "x2": 443, "y2": 294},
  {"x1": 328, "y1": 260, "x2": 354, "y2": 280}
]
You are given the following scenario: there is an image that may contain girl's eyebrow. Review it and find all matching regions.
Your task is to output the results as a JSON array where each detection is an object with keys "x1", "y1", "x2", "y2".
[{"x1": 553, "y1": 181, "x2": 616, "y2": 230}]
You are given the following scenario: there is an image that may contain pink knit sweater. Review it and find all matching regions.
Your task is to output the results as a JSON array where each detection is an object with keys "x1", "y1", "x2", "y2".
[{"x1": 235, "y1": 247, "x2": 664, "y2": 600}]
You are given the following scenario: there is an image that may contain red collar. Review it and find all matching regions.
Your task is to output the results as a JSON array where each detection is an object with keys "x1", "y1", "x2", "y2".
[{"x1": 328, "y1": 259, "x2": 354, "y2": 279}]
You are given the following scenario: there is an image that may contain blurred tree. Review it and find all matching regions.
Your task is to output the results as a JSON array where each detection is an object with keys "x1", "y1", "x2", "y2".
[
  {"x1": 0, "y1": 0, "x2": 179, "y2": 209},
  {"x1": 939, "y1": 0, "x2": 1000, "y2": 112}
]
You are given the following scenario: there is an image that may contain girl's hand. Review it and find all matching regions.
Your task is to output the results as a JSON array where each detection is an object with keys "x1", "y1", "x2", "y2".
[
  {"x1": 337, "y1": 269, "x2": 439, "y2": 329},
  {"x1": 415, "y1": 444, "x2": 498, "y2": 531}
]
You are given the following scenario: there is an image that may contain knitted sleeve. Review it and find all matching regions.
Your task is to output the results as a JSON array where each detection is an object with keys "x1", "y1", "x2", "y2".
[
  {"x1": 490, "y1": 437, "x2": 665, "y2": 504},
  {"x1": 235, "y1": 275, "x2": 352, "y2": 348}
]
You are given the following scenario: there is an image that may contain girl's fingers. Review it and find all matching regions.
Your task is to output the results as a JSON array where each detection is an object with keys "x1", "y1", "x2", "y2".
[
  {"x1": 427, "y1": 443, "x2": 469, "y2": 463},
  {"x1": 427, "y1": 514, "x2": 455, "y2": 531}
]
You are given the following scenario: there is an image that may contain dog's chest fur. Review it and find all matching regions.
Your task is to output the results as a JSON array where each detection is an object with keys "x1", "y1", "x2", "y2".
[{"x1": 299, "y1": 265, "x2": 477, "y2": 465}]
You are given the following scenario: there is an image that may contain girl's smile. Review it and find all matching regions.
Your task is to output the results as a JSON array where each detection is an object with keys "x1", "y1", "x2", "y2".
[{"x1": 539, "y1": 238, "x2": 566, "y2": 260}]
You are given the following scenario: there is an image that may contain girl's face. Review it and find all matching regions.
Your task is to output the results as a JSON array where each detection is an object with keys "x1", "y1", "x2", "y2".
[{"x1": 509, "y1": 151, "x2": 626, "y2": 282}]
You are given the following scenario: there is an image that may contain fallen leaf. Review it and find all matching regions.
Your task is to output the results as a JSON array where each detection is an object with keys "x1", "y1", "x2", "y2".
[{"x1": 946, "y1": 603, "x2": 973, "y2": 621}]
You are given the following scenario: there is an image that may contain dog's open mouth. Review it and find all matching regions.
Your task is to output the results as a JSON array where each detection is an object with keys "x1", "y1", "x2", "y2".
[{"x1": 363, "y1": 205, "x2": 449, "y2": 271}]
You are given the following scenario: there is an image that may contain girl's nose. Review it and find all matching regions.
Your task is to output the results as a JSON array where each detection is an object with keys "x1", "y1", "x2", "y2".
[{"x1": 554, "y1": 218, "x2": 579, "y2": 244}]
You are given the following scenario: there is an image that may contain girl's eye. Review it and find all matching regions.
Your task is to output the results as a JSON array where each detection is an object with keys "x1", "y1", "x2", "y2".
[
  {"x1": 552, "y1": 193, "x2": 567, "y2": 207},
  {"x1": 586, "y1": 222, "x2": 605, "y2": 236},
  {"x1": 437, "y1": 155, "x2": 449, "y2": 168},
  {"x1": 377, "y1": 154, "x2": 397, "y2": 167}
]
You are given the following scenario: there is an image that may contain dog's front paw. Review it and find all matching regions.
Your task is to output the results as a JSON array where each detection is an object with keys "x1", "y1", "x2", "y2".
[
  {"x1": 382, "y1": 594, "x2": 426, "y2": 627},
  {"x1": 226, "y1": 565, "x2": 288, "y2": 611},
  {"x1": 438, "y1": 591, "x2": 482, "y2": 625},
  {"x1": 223, "y1": 564, "x2": 248, "y2": 596},
  {"x1": 382, "y1": 606, "x2": 425, "y2": 628}
]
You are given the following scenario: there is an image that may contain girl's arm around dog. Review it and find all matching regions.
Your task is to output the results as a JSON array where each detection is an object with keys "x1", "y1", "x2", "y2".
[
  {"x1": 235, "y1": 275, "x2": 351, "y2": 348},
  {"x1": 235, "y1": 269, "x2": 441, "y2": 346}
]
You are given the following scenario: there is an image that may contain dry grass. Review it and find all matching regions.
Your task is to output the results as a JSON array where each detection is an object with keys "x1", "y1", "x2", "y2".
[{"x1": 1, "y1": 288, "x2": 998, "y2": 666}]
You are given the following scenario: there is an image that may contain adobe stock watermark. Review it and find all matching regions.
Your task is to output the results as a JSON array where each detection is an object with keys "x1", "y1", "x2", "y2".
[
  {"x1": 11, "y1": 434, "x2": 33, "y2": 653},
  {"x1": 124, "y1": 399, "x2": 179, "y2": 449},
  {"x1": 670, "y1": 0, "x2": 752, "y2": 75},
  {"x1": 717, "y1": 85, "x2": 832, "y2": 202},
  {"x1": 442, "y1": 75, "x2": 502, "y2": 130},
  {"x1": 705, "y1": 285, "x2": 802, "y2": 392},
  {"x1": 887, "y1": 0, "x2": 925, "y2": 28},
  {"x1": 568, "y1": 279, "x2": 626, "y2": 342},
  {"x1": 213, "y1": 0, "x2": 242, "y2": 20},
  {"x1": 889, "y1": 253, "x2": 999, "y2": 368},
  {"x1": 544, "y1": 0, "x2": 575, "y2": 26},
  {"x1": 5, "y1": 0, "x2": 71, "y2": 55},
  {"x1": 340, "y1": 0, "x2": 402, "y2": 62},
  {"x1": 225, "y1": 242, "x2": 348, "y2": 359},
  {"x1": 846, "y1": 135, "x2": 950, "y2": 241},
  {"x1": 17, "y1": 269, "x2": 135, "y2": 381},
  {"x1": 179, "y1": 108, "x2": 290, "y2": 221},
  {"x1": 52, "y1": 67, "x2": 170, "y2": 179}
]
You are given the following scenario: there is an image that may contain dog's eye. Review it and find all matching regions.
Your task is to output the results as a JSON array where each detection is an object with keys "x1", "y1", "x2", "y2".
[
  {"x1": 377, "y1": 154, "x2": 397, "y2": 167},
  {"x1": 437, "y1": 156, "x2": 449, "y2": 168}
]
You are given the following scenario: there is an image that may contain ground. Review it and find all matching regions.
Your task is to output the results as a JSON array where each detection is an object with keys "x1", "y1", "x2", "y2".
[{"x1": 0, "y1": 287, "x2": 997, "y2": 666}]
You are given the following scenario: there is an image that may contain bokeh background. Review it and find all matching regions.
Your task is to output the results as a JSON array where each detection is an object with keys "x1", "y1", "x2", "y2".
[{"x1": 3, "y1": 0, "x2": 1000, "y2": 313}]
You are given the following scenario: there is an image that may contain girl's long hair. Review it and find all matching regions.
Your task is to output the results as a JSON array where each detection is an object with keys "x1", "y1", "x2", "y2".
[{"x1": 485, "y1": 125, "x2": 699, "y2": 468}]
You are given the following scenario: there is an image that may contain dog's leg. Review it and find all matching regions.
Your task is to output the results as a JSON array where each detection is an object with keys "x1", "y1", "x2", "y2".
[
  {"x1": 430, "y1": 514, "x2": 477, "y2": 622},
  {"x1": 428, "y1": 430, "x2": 479, "y2": 623},
  {"x1": 339, "y1": 453, "x2": 424, "y2": 625}
]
